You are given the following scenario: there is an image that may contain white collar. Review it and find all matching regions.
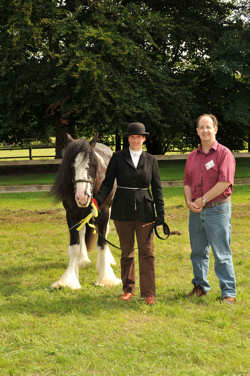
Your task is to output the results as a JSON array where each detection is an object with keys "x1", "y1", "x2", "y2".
[
  {"x1": 129, "y1": 148, "x2": 142, "y2": 168},
  {"x1": 129, "y1": 148, "x2": 143, "y2": 156}
]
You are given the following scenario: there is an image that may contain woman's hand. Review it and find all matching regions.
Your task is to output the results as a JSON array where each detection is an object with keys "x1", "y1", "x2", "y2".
[{"x1": 155, "y1": 216, "x2": 165, "y2": 226}]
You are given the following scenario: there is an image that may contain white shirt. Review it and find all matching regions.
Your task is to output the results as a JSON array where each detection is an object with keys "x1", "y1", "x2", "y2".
[{"x1": 129, "y1": 148, "x2": 142, "y2": 168}]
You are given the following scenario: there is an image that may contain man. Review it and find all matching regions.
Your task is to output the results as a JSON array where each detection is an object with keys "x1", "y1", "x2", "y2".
[{"x1": 184, "y1": 114, "x2": 236, "y2": 303}]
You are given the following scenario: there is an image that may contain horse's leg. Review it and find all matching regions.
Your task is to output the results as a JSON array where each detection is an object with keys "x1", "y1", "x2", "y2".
[
  {"x1": 95, "y1": 207, "x2": 121, "y2": 287},
  {"x1": 51, "y1": 244, "x2": 82, "y2": 289},
  {"x1": 51, "y1": 210, "x2": 82, "y2": 290},
  {"x1": 85, "y1": 225, "x2": 98, "y2": 252},
  {"x1": 78, "y1": 226, "x2": 92, "y2": 268}
]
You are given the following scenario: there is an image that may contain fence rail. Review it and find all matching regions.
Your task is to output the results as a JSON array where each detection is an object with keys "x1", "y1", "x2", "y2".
[
  {"x1": 155, "y1": 152, "x2": 250, "y2": 160},
  {"x1": 0, "y1": 145, "x2": 249, "y2": 161},
  {"x1": 0, "y1": 145, "x2": 55, "y2": 160}
]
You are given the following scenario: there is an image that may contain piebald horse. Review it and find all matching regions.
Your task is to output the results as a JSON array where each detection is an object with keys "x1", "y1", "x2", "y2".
[{"x1": 51, "y1": 134, "x2": 121, "y2": 289}]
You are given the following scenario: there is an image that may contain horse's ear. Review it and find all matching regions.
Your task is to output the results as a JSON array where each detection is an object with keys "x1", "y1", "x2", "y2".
[
  {"x1": 90, "y1": 134, "x2": 99, "y2": 148},
  {"x1": 66, "y1": 133, "x2": 74, "y2": 144}
]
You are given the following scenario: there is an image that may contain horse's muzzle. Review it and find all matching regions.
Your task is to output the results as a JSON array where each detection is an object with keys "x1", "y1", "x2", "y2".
[{"x1": 75, "y1": 193, "x2": 91, "y2": 208}]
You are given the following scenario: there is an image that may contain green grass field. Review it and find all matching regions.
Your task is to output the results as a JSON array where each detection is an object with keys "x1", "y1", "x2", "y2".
[
  {"x1": 0, "y1": 187, "x2": 249, "y2": 375},
  {"x1": 0, "y1": 158, "x2": 249, "y2": 186},
  {"x1": 158, "y1": 158, "x2": 250, "y2": 181}
]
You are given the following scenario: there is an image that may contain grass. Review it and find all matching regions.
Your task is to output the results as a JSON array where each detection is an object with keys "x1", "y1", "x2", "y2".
[
  {"x1": 0, "y1": 187, "x2": 249, "y2": 375},
  {"x1": 158, "y1": 158, "x2": 250, "y2": 181},
  {"x1": 0, "y1": 158, "x2": 249, "y2": 186},
  {"x1": 0, "y1": 173, "x2": 56, "y2": 186}
]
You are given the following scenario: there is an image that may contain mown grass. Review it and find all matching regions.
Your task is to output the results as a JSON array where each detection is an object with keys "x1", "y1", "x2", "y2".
[
  {"x1": 0, "y1": 186, "x2": 249, "y2": 375},
  {"x1": 0, "y1": 158, "x2": 249, "y2": 186},
  {"x1": 158, "y1": 158, "x2": 250, "y2": 181},
  {"x1": 0, "y1": 173, "x2": 56, "y2": 186}
]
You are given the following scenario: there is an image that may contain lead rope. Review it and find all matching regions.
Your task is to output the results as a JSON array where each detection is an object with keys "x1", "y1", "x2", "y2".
[
  {"x1": 69, "y1": 198, "x2": 98, "y2": 232},
  {"x1": 70, "y1": 199, "x2": 180, "y2": 247},
  {"x1": 145, "y1": 221, "x2": 181, "y2": 241}
]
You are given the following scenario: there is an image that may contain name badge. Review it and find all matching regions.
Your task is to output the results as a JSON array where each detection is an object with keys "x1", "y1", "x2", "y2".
[{"x1": 205, "y1": 160, "x2": 215, "y2": 170}]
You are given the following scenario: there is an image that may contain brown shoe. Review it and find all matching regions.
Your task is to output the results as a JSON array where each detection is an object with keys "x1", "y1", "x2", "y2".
[
  {"x1": 223, "y1": 296, "x2": 236, "y2": 304},
  {"x1": 145, "y1": 296, "x2": 155, "y2": 305},
  {"x1": 121, "y1": 292, "x2": 134, "y2": 301},
  {"x1": 187, "y1": 285, "x2": 206, "y2": 297}
]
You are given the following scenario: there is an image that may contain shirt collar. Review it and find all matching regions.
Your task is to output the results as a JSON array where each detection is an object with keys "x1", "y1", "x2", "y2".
[
  {"x1": 129, "y1": 148, "x2": 143, "y2": 156},
  {"x1": 197, "y1": 140, "x2": 218, "y2": 154}
]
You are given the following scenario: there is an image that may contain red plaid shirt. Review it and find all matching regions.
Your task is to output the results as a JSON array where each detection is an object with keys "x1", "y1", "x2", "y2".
[{"x1": 184, "y1": 141, "x2": 235, "y2": 202}]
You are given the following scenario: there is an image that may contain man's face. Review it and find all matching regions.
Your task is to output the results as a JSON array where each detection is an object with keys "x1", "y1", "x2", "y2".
[
  {"x1": 196, "y1": 116, "x2": 217, "y2": 144},
  {"x1": 128, "y1": 135, "x2": 146, "y2": 151}
]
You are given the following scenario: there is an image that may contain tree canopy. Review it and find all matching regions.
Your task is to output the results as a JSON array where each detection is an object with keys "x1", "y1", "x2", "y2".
[{"x1": 0, "y1": 0, "x2": 249, "y2": 154}]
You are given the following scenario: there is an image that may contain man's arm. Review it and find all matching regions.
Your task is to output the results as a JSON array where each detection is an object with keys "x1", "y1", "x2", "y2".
[
  {"x1": 193, "y1": 182, "x2": 231, "y2": 209},
  {"x1": 184, "y1": 185, "x2": 202, "y2": 213}
]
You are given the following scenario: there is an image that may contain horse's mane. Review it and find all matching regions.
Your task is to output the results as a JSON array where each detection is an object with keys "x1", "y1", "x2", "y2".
[{"x1": 51, "y1": 138, "x2": 97, "y2": 203}]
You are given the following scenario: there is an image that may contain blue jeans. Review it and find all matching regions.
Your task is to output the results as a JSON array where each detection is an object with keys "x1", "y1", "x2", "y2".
[{"x1": 189, "y1": 201, "x2": 236, "y2": 298}]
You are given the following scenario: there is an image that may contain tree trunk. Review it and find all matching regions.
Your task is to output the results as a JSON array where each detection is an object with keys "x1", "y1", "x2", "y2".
[
  {"x1": 122, "y1": 136, "x2": 128, "y2": 150},
  {"x1": 55, "y1": 117, "x2": 67, "y2": 159},
  {"x1": 248, "y1": 126, "x2": 250, "y2": 152},
  {"x1": 55, "y1": 116, "x2": 76, "y2": 158},
  {"x1": 146, "y1": 135, "x2": 166, "y2": 154},
  {"x1": 115, "y1": 129, "x2": 121, "y2": 151}
]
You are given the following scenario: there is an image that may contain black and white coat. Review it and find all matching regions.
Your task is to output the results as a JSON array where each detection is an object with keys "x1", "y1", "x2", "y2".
[{"x1": 96, "y1": 148, "x2": 165, "y2": 222}]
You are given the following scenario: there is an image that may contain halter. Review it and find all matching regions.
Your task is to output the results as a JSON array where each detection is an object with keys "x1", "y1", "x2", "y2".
[
  {"x1": 72, "y1": 150, "x2": 97, "y2": 195},
  {"x1": 73, "y1": 179, "x2": 93, "y2": 185},
  {"x1": 72, "y1": 178, "x2": 95, "y2": 197}
]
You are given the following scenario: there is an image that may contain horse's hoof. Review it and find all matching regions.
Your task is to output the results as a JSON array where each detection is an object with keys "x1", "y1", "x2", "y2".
[
  {"x1": 51, "y1": 281, "x2": 62, "y2": 289},
  {"x1": 95, "y1": 282, "x2": 104, "y2": 287},
  {"x1": 51, "y1": 280, "x2": 82, "y2": 290},
  {"x1": 113, "y1": 278, "x2": 122, "y2": 286},
  {"x1": 95, "y1": 278, "x2": 122, "y2": 287},
  {"x1": 79, "y1": 258, "x2": 91, "y2": 268}
]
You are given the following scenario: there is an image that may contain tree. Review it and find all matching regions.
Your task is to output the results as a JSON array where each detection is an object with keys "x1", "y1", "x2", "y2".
[
  {"x1": 189, "y1": 2, "x2": 250, "y2": 150},
  {"x1": 0, "y1": 0, "x2": 57, "y2": 144},
  {"x1": 0, "y1": 0, "x2": 249, "y2": 153}
]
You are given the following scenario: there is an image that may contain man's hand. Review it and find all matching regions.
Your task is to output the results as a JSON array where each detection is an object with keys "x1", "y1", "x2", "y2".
[
  {"x1": 187, "y1": 200, "x2": 203, "y2": 213},
  {"x1": 193, "y1": 197, "x2": 204, "y2": 210},
  {"x1": 184, "y1": 185, "x2": 202, "y2": 213}
]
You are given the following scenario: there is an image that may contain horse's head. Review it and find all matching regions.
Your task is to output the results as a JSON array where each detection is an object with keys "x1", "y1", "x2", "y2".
[{"x1": 68, "y1": 134, "x2": 98, "y2": 208}]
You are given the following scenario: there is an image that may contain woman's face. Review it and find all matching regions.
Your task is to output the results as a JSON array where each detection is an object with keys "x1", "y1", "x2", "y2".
[{"x1": 128, "y1": 135, "x2": 146, "y2": 151}]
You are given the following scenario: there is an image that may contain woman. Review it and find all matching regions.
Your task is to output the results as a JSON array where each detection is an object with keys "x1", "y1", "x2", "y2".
[{"x1": 95, "y1": 122, "x2": 165, "y2": 304}]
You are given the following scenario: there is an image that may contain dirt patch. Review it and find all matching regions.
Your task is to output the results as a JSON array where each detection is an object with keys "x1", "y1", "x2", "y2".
[{"x1": 0, "y1": 208, "x2": 65, "y2": 224}]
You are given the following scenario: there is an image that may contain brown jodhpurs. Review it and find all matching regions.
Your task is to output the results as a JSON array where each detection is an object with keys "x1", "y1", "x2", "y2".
[{"x1": 114, "y1": 220, "x2": 155, "y2": 297}]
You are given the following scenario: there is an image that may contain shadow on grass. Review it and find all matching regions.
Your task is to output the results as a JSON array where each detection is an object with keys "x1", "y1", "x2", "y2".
[
  {"x1": 159, "y1": 289, "x2": 210, "y2": 307},
  {"x1": 0, "y1": 282, "x2": 213, "y2": 319},
  {"x1": 0, "y1": 265, "x2": 221, "y2": 318},
  {"x1": 0, "y1": 261, "x2": 66, "y2": 295},
  {"x1": 0, "y1": 288, "x2": 159, "y2": 317},
  {"x1": 0, "y1": 262, "x2": 150, "y2": 316},
  {"x1": 0, "y1": 263, "x2": 189, "y2": 316}
]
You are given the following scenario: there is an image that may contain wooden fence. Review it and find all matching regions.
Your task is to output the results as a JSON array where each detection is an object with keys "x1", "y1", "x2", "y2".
[
  {"x1": 0, "y1": 145, "x2": 55, "y2": 160},
  {"x1": 0, "y1": 144, "x2": 249, "y2": 162}
]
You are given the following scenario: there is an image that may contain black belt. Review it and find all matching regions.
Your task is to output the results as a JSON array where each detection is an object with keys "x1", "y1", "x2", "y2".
[{"x1": 117, "y1": 186, "x2": 149, "y2": 190}]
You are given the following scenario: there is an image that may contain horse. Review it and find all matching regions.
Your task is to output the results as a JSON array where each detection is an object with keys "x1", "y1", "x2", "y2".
[{"x1": 51, "y1": 134, "x2": 121, "y2": 289}]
